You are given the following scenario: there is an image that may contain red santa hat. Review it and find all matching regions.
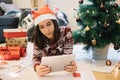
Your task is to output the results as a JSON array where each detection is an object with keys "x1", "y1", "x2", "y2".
[{"x1": 32, "y1": 5, "x2": 56, "y2": 26}]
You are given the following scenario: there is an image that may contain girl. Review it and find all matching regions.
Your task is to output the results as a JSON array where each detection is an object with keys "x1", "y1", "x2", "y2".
[{"x1": 32, "y1": 5, "x2": 77, "y2": 76}]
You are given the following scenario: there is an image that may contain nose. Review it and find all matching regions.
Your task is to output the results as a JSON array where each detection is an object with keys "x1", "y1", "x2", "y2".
[{"x1": 45, "y1": 27, "x2": 50, "y2": 33}]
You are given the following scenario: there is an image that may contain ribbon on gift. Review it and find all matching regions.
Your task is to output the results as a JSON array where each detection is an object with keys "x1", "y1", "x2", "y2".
[
  {"x1": 0, "y1": 46, "x2": 21, "y2": 60},
  {"x1": 0, "y1": 46, "x2": 10, "y2": 58},
  {"x1": 20, "y1": 47, "x2": 26, "y2": 57}
]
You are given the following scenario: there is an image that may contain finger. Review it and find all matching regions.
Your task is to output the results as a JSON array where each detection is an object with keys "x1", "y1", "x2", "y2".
[
  {"x1": 40, "y1": 69, "x2": 51, "y2": 74},
  {"x1": 38, "y1": 67, "x2": 51, "y2": 76},
  {"x1": 41, "y1": 67, "x2": 51, "y2": 72},
  {"x1": 39, "y1": 65, "x2": 48, "y2": 69},
  {"x1": 65, "y1": 65, "x2": 77, "y2": 72},
  {"x1": 39, "y1": 70, "x2": 51, "y2": 76},
  {"x1": 71, "y1": 61, "x2": 76, "y2": 65},
  {"x1": 65, "y1": 65, "x2": 74, "y2": 69},
  {"x1": 65, "y1": 67, "x2": 77, "y2": 72},
  {"x1": 64, "y1": 68, "x2": 73, "y2": 72},
  {"x1": 65, "y1": 63, "x2": 76, "y2": 68}
]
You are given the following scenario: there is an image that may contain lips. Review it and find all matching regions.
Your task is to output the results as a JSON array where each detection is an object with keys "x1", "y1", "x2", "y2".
[
  {"x1": 46, "y1": 31, "x2": 53, "y2": 38},
  {"x1": 47, "y1": 31, "x2": 52, "y2": 35}
]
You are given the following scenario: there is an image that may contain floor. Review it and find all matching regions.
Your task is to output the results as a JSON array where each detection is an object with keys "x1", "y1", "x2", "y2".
[{"x1": 0, "y1": 42, "x2": 120, "y2": 80}]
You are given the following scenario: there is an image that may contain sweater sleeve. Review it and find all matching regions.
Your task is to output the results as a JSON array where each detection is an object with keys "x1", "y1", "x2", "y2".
[
  {"x1": 32, "y1": 44, "x2": 42, "y2": 71},
  {"x1": 63, "y1": 27, "x2": 74, "y2": 54}
]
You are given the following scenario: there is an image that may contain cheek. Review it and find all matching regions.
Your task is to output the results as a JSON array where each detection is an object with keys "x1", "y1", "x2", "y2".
[
  {"x1": 39, "y1": 29, "x2": 46, "y2": 35},
  {"x1": 51, "y1": 25, "x2": 55, "y2": 32}
]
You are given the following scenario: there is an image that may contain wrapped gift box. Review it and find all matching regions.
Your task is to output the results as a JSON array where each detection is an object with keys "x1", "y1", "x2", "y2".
[
  {"x1": 0, "y1": 46, "x2": 21, "y2": 60},
  {"x1": 5, "y1": 37, "x2": 27, "y2": 48},
  {"x1": 3, "y1": 28, "x2": 27, "y2": 38}
]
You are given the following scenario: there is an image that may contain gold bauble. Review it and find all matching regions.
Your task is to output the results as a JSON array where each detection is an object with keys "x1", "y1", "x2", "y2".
[
  {"x1": 116, "y1": 19, "x2": 120, "y2": 24},
  {"x1": 91, "y1": 39, "x2": 96, "y2": 45},
  {"x1": 84, "y1": 26, "x2": 90, "y2": 31}
]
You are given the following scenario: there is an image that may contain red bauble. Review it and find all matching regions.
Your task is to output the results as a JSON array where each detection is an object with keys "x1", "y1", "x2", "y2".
[
  {"x1": 114, "y1": 44, "x2": 119, "y2": 50},
  {"x1": 99, "y1": 2, "x2": 105, "y2": 10},
  {"x1": 79, "y1": 0, "x2": 83, "y2": 4},
  {"x1": 76, "y1": 18, "x2": 81, "y2": 22},
  {"x1": 113, "y1": 3, "x2": 118, "y2": 8},
  {"x1": 103, "y1": 22, "x2": 109, "y2": 28},
  {"x1": 106, "y1": 60, "x2": 112, "y2": 66}
]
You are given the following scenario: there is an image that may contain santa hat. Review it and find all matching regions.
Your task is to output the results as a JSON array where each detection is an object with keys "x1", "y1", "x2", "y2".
[{"x1": 32, "y1": 5, "x2": 56, "y2": 26}]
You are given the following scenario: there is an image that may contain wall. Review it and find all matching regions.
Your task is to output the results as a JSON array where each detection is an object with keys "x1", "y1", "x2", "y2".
[
  {"x1": 13, "y1": 0, "x2": 32, "y2": 8},
  {"x1": 13, "y1": 0, "x2": 44, "y2": 8},
  {"x1": 13, "y1": 0, "x2": 120, "y2": 31}
]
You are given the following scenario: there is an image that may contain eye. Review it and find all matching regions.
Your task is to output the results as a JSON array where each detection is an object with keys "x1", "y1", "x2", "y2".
[
  {"x1": 39, "y1": 25, "x2": 44, "y2": 29},
  {"x1": 46, "y1": 21, "x2": 52, "y2": 26}
]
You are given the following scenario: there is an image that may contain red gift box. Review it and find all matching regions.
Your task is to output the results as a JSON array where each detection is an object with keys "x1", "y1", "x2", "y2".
[
  {"x1": 3, "y1": 28, "x2": 27, "y2": 38},
  {"x1": 0, "y1": 46, "x2": 21, "y2": 60}
]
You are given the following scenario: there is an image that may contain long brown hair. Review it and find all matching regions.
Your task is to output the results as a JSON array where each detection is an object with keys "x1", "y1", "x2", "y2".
[{"x1": 31, "y1": 20, "x2": 59, "y2": 49}]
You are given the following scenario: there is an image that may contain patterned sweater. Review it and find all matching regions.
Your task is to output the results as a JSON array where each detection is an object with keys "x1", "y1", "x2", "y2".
[{"x1": 32, "y1": 27, "x2": 74, "y2": 70}]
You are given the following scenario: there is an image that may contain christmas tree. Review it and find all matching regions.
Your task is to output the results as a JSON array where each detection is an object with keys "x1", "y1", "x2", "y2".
[{"x1": 72, "y1": 0, "x2": 120, "y2": 51}]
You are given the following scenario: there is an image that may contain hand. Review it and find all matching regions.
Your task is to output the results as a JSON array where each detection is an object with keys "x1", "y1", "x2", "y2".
[
  {"x1": 64, "y1": 61, "x2": 77, "y2": 73},
  {"x1": 36, "y1": 64, "x2": 51, "y2": 76}
]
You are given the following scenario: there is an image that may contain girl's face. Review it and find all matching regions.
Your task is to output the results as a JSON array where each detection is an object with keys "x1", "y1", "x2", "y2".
[{"x1": 38, "y1": 19, "x2": 55, "y2": 40}]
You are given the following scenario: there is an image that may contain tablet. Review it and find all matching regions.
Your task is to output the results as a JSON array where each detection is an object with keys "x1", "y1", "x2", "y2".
[{"x1": 41, "y1": 54, "x2": 75, "y2": 72}]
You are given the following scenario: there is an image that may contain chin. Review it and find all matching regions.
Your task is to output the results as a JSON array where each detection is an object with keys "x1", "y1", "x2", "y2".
[{"x1": 47, "y1": 36, "x2": 52, "y2": 39}]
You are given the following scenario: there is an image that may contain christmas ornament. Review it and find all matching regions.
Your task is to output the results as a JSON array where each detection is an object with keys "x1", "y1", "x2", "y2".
[
  {"x1": 99, "y1": 30, "x2": 103, "y2": 37},
  {"x1": 73, "y1": 72, "x2": 81, "y2": 77},
  {"x1": 76, "y1": 17, "x2": 81, "y2": 22},
  {"x1": 113, "y1": 3, "x2": 118, "y2": 8},
  {"x1": 103, "y1": 22, "x2": 109, "y2": 28},
  {"x1": 114, "y1": 43, "x2": 119, "y2": 50},
  {"x1": 118, "y1": 64, "x2": 120, "y2": 69},
  {"x1": 100, "y1": 2, "x2": 105, "y2": 10},
  {"x1": 79, "y1": 0, "x2": 83, "y2": 4},
  {"x1": 106, "y1": 60, "x2": 112, "y2": 66},
  {"x1": 91, "y1": 10, "x2": 98, "y2": 17},
  {"x1": 91, "y1": 38, "x2": 97, "y2": 45},
  {"x1": 99, "y1": 33, "x2": 101, "y2": 37},
  {"x1": 116, "y1": 19, "x2": 120, "y2": 24},
  {"x1": 84, "y1": 26, "x2": 90, "y2": 31}
]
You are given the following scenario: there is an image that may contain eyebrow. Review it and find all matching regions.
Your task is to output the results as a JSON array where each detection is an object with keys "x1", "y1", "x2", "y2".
[{"x1": 39, "y1": 20, "x2": 51, "y2": 27}]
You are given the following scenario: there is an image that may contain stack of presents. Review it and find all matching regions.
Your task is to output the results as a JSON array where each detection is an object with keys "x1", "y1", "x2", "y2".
[{"x1": 0, "y1": 28, "x2": 27, "y2": 60}]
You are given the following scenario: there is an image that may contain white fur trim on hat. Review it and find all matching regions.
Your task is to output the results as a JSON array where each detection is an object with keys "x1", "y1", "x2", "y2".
[{"x1": 34, "y1": 14, "x2": 56, "y2": 26}]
